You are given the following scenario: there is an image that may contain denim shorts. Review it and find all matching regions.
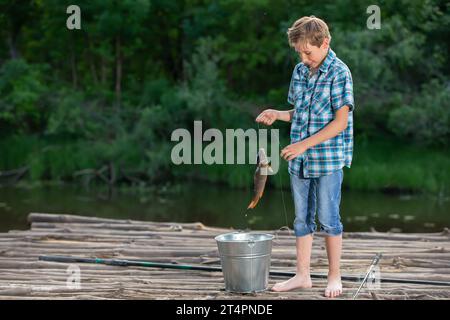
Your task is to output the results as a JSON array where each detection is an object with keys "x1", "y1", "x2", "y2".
[{"x1": 290, "y1": 162, "x2": 344, "y2": 237}]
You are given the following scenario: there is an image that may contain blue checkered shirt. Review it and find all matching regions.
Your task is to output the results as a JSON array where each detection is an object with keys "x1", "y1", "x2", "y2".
[{"x1": 287, "y1": 48, "x2": 354, "y2": 178}]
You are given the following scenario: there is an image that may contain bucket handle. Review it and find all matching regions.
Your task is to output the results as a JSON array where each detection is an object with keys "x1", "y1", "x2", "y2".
[{"x1": 272, "y1": 226, "x2": 293, "y2": 244}]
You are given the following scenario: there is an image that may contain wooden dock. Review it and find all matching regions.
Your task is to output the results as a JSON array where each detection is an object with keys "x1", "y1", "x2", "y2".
[{"x1": 0, "y1": 213, "x2": 449, "y2": 300}]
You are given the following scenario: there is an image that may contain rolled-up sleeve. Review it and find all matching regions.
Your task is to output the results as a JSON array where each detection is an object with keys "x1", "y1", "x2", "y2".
[
  {"x1": 331, "y1": 70, "x2": 354, "y2": 112},
  {"x1": 287, "y1": 65, "x2": 300, "y2": 105}
]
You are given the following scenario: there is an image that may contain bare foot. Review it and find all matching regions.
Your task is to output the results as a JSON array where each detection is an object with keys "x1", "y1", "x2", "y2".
[
  {"x1": 271, "y1": 274, "x2": 312, "y2": 292},
  {"x1": 325, "y1": 273, "x2": 342, "y2": 298}
]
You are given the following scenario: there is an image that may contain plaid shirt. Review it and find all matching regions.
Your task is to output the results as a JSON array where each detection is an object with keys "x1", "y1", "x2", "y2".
[{"x1": 287, "y1": 48, "x2": 354, "y2": 178}]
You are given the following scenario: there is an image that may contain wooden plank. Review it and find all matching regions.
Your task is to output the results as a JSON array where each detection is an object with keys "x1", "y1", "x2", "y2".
[{"x1": 0, "y1": 213, "x2": 447, "y2": 300}]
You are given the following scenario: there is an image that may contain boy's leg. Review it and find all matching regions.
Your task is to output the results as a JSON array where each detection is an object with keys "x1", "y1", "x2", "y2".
[
  {"x1": 316, "y1": 169, "x2": 344, "y2": 298},
  {"x1": 271, "y1": 173, "x2": 316, "y2": 292},
  {"x1": 325, "y1": 234, "x2": 342, "y2": 298},
  {"x1": 271, "y1": 234, "x2": 314, "y2": 292}
]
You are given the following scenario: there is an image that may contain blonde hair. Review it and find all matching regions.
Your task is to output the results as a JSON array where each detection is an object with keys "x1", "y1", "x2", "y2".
[{"x1": 287, "y1": 16, "x2": 331, "y2": 48}]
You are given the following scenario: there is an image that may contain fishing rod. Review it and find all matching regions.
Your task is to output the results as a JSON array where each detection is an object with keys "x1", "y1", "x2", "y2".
[
  {"x1": 352, "y1": 252, "x2": 382, "y2": 299},
  {"x1": 39, "y1": 255, "x2": 450, "y2": 287}
]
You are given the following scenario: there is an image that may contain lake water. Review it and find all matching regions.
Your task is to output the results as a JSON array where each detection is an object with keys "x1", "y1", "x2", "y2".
[{"x1": 0, "y1": 182, "x2": 448, "y2": 233}]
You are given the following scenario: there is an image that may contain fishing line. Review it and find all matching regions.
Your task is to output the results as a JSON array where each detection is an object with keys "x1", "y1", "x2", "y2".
[
  {"x1": 256, "y1": 120, "x2": 292, "y2": 238},
  {"x1": 277, "y1": 165, "x2": 292, "y2": 237}
]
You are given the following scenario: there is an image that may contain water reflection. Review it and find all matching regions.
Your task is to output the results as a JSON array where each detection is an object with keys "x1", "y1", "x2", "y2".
[{"x1": 0, "y1": 182, "x2": 448, "y2": 233}]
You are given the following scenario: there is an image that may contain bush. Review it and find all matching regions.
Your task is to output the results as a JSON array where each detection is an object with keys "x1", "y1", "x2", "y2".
[
  {"x1": 0, "y1": 59, "x2": 48, "y2": 132},
  {"x1": 46, "y1": 89, "x2": 101, "y2": 138},
  {"x1": 388, "y1": 80, "x2": 450, "y2": 147}
]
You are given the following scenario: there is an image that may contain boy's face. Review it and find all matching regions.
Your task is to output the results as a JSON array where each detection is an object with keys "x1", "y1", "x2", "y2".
[{"x1": 294, "y1": 38, "x2": 330, "y2": 70}]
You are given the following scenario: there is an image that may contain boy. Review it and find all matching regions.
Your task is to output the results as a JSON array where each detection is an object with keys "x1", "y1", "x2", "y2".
[{"x1": 256, "y1": 16, "x2": 354, "y2": 298}]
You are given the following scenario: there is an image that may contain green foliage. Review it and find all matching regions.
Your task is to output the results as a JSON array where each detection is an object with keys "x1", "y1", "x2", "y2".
[
  {"x1": 0, "y1": 135, "x2": 40, "y2": 170},
  {"x1": 0, "y1": 59, "x2": 47, "y2": 132},
  {"x1": 388, "y1": 80, "x2": 450, "y2": 147},
  {"x1": 29, "y1": 141, "x2": 98, "y2": 181},
  {"x1": 46, "y1": 89, "x2": 100, "y2": 138},
  {"x1": 179, "y1": 39, "x2": 231, "y2": 124},
  {"x1": 345, "y1": 135, "x2": 450, "y2": 195},
  {"x1": 0, "y1": 0, "x2": 449, "y2": 194}
]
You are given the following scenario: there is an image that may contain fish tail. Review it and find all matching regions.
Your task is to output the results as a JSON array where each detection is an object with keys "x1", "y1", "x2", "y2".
[{"x1": 247, "y1": 198, "x2": 260, "y2": 209}]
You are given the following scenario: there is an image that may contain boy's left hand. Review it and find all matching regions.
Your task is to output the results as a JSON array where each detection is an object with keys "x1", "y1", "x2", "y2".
[{"x1": 280, "y1": 141, "x2": 309, "y2": 161}]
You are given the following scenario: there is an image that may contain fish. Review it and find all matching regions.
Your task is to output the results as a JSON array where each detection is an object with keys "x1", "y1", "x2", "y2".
[{"x1": 247, "y1": 148, "x2": 273, "y2": 209}]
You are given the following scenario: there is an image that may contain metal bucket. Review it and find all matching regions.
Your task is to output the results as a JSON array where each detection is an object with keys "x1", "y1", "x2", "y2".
[{"x1": 215, "y1": 232, "x2": 274, "y2": 293}]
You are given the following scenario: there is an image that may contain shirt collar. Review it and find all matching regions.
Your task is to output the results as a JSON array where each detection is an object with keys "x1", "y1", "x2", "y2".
[
  {"x1": 318, "y1": 48, "x2": 335, "y2": 74},
  {"x1": 298, "y1": 48, "x2": 336, "y2": 76}
]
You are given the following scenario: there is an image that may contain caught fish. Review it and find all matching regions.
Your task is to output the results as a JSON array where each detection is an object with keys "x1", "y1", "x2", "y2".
[{"x1": 247, "y1": 148, "x2": 273, "y2": 209}]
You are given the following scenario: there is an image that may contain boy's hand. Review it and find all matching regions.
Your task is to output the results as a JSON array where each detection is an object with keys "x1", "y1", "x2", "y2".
[
  {"x1": 280, "y1": 141, "x2": 309, "y2": 161},
  {"x1": 256, "y1": 109, "x2": 279, "y2": 126}
]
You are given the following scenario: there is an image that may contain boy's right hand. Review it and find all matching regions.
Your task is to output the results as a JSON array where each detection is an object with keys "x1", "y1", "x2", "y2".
[{"x1": 256, "y1": 109, "x2": 279, "y2": 126}]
